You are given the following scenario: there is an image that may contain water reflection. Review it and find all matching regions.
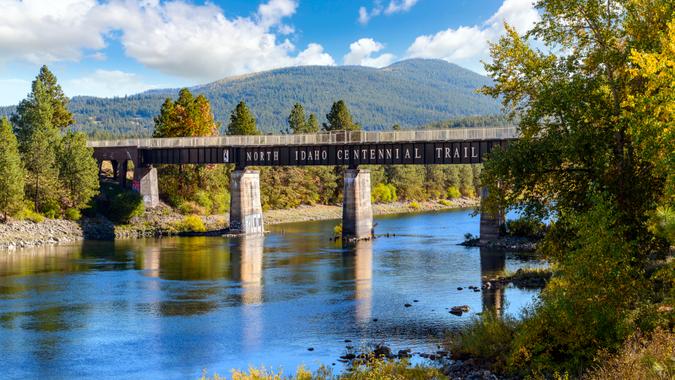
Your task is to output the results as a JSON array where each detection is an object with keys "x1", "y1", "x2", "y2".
[
  {"x1": 342, "y1": 240, "x2": 373, "y2": 324},
  {"x1": 479, "y1": 248, "x2": 506, "y2": 315},
  {"x1": 231, "y1": 235, "x2": 265, "y2": 353}
]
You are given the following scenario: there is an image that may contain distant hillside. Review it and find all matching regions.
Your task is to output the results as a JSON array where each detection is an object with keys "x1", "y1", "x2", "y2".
[{"x1": 0, "y1": 59, "x2": 503, "y2": 137}]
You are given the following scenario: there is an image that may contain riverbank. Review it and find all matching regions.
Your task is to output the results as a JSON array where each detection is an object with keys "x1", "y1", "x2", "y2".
[{"x1": 0, "y1": 198, "x2": 478, "y2": 250}]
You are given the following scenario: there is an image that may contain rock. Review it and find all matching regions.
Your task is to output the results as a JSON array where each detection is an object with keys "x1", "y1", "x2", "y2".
[
  {"x1": 413, "y1": 299, "x2": 419, "y2": 302},
  {"x1": 344, "y1": 339, "x2": 352, "y2": 343},
  {"x1": 404, "y1": 303, "x2": 412, "y2": 307},
  {"x1": 307, "y1": 347, "x2": 314, "y2": 351},
  {"x1": 450, "y1": 305, "x2": 470, "y2": 316},
  {"x1": 373, "y1": 345, "x2": 392, "y2": 358},
  {"x1": 457, "y1": 287, "x2": 463, "y2": 290},
  {"x1": 340, "y1": 353, "x2": 356, "y2": 360},
  {"x1": 372, "y1": 318, "x2": 378, "y2": 322}
]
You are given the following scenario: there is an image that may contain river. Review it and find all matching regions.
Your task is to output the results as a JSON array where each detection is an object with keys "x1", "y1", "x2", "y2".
[{"x1": 0, "y1": 209, "x2": 545, "y2": 379}]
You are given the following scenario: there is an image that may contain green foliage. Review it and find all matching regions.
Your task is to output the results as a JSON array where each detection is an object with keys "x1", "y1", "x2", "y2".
[
  {"x1": 64, "y1": 208, "x2": 81, "y2": 221},
  {"x1": 287, "y1": 103, "x2": 307, "y2": 134},
  {"x1": 16, "y1": 207, "x2": 45, "y2": 223},
  {"x1": 0, "y1": 117, "x2": 24, "y2": 221},
  {"x1": 446, "y1": 186, "x2": 461, "y2": 199},
  {"x1": 446, "y1": 312, "x2": 519, "y2": 371},
  {"x1": 333, "y1": 223, "x2": 342, "y2": 237},
  {"x1": 409, "y1": 201, "x2": 421, "y2": 210},
  {"x1": 506, "y1": 216, "x2": 547, "y2": 238},
  {"x1": 98, "y1": 184, "x2": 145, "y2": 224},
  {"x1": 323, "y1": 100, "x2": 360, "y2": 131},
  {"x1": 306, "y1": 113, "x2": 319, "y2": 133},
  {"x1": 23, "y1": 59, "x2": 502, "y2": 137},
  {"x1": 153, "y1": 88, "x2": 218, "y2": 138},
  {"x1": 371, "y1": 183, "x2": 397, "y2": 203},
  {"x1": 176, "y1": 215, "x2": 206, "y2": 233},
  {"x1": 649, "y1": 206, "x2": 675, "y2": 244},
  {"x1": 439, "y1": 199, "x2": 453, "y2": 206},
  {"x1": 228, "y1": 101, "x2": 260, "y2": 135},
  {"x1": 58, "y1": 131, "x2": 99, "y2": 209}
]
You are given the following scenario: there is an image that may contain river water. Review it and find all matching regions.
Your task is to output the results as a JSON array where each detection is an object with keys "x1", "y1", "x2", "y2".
[{"x1": 0, "y1": 209, "x2": 544, "y2": 379}]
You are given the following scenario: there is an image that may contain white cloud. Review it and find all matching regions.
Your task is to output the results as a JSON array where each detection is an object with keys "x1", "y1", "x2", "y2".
[
  {"x1": 406, "y1": 0, "x2": 540, "y2": 73},
  {"x1": 0, "y1": 0, "x2": 335, "y2": 81},
  {"x1": 358, "y1": 0, "x2": 417, "y2": 25},
  {"x1": 344, "y1": 38, "x2": 395, "y2": 68},
  {"x1": 63, "y1": 69, "x2": 159, "y2": 98},
  {"x1": 384, "y1": 0, "x2": 419, "y2": 14}
]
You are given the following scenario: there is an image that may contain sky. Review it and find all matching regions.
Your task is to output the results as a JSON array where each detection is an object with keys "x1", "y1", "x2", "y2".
[{"x1": 0, "y1": 0, "x2": 541, "y2": 106}]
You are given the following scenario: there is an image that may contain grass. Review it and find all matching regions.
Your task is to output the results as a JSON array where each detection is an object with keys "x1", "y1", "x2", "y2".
[
  {"x1": 444, "y1": 312, "x2": 519, "y2": 371},
  {"x1": 201, "y1": 359, "x2": 445, "y2": 380},
  {"x1": 585, "y1": 328, "x2": 674, "y2": 380}
]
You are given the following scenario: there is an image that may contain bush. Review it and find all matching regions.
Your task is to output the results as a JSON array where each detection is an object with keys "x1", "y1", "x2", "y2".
[
  {"x1": 178, "y1": 201, "x2": 207, "y2": 215},
  {"x1": 40, "y1": 198, "x2": 61, "y2": 219},
  {"x1": 409, "y1": 201, "x2": 421, "y2": 210},
  {"x1": 506, "y1": 216, "x2": 547, "y2": 238},
  {"x1": 16, "y1": 208, "x2": 45, "y2": 223},
  {"x1": 98, "y1": 184, "x2": 145, "y2": 224},
  {"x1": 460, "y1": 185, "x2": 476, "y2": 198},
  {"x1": 446, "y1": 186, "x2": 462, "y2": 199},
  {"x1": 177, "y1": 215, "x2": 206, "y2": 233},
  {"x1": 210, "y1": 192, "x2": 230, "y2": 214},
  {"x1": 333, "y1": 223, "x2": 342, "y2": 237},
  {"x1": 64, "y1": 208, "x2": 81, "y2": 221},
  {"x1": 371, "y1": 183, "x2": 397, "y2": 203},
  {"x1": 439, "y1": 199, "x2": 453, "y2": 207},
  {"x1": 446, "y1": 312, "x2": 519, "y2": 372}
]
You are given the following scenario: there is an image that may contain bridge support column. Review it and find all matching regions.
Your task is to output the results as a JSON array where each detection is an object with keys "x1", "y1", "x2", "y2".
[
  {"x1": 479, "y1": 186, "x2": 504, "y2": 244},
  {"x1": 342, "y1": 169, "x2": 373, "y2": 241},
  {"x1": 133, "y1": 166, "x2": 159, "y2": 208},
  {"x1": 230, "y1": 170, "x2": 264, "y2": 234}
]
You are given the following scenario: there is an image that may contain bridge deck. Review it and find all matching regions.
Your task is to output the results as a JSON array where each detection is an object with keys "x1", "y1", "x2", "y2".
[{"x1": 88, "y1": 127, "x2": 518, "y2": 148}]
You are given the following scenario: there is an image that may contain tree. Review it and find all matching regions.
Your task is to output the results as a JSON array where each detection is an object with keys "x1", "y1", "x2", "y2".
[
  {"x1": 478, "y1": 0, "x2": 673, "y2": 373},
  {"x1": 227, "y1": 101, "x2": 260, "y2": 135},
  {"x1": 0, "y1": 117, "x2": 24, "y2": 221},
  {"x1": 307, "y1": 113, "x2": 320, "y2": 133},
  {"x1": 287, "y1": 103, "x2": 307, "y2": 134},
  {"x1": 11, "y1": 65, "x2": 73, "y2": 144},
  {"x1": 17, "y1": 78, "x2": 61, "y2": 213},
  {"x1": 323, "y1": 100, "x2": 360, "y2": 131},
  {"x1": 58, "y1": 131, "x2": 99, "y2": 210},
  {"x1": 153, "y1": 88, "x2": 218, "y2": 138}
]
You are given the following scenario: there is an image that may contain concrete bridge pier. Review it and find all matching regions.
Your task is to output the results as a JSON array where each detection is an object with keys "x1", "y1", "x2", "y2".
[
  {"x1": 479, "y1": 186, "x2": 504, "y2": 244},
  {"x1": 230, "y1": 170, "x2": 264, "y2": 234},
  {"x1": 133, "y1": 165, "x2": 159, "y2": 208},
  {"x1": 342, "y1": 168, "x2": 373, "y2": 241}
]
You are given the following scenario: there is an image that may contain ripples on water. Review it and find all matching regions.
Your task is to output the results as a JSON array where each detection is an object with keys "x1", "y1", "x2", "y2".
[{"x1": 0, "y1": 210, "x2": 545, "y2": 379}]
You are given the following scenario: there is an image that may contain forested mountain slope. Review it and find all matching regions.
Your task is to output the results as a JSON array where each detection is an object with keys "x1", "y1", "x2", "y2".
[{"x1": 1, "y1": 59, "x2": 502, "y2": 137}]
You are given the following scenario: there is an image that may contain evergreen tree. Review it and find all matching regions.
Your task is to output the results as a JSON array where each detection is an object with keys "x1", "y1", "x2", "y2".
[
  {"x1": 227, "y1": 101, "x2": 260, "y2": 135},
  {"x1": 11, "y1": 65, "x2": 73, "y2": 145},
  {"x1": 154, "y1": 88, "x2": 218, "y2": 137},
  {"x1": 18, "y1": 79, "x2": 61, "y2": 213},
  {"x1": 307, "y1": 113, "x2": 319, "y2": 133},
  {"x1": 58, "y1": 131, "x2": 99, "y2": 210},
  {"x1": 0, "y1": 117, "x2": 24, "y2": 221},
  {"x1": 287, "y1": 103, "x2": 307, "y2": 134},
  {"x1": 323, "y1": 100, "x2": 360, "y2": 131}
]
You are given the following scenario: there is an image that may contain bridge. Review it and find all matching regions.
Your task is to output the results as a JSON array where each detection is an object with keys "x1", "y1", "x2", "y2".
[{"x1": 89, "y1": 127, "x2": 517, "y2": 241}]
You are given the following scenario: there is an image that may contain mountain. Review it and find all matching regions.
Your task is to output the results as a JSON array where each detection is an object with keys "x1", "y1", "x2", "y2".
[{"x1": 0, "y1": 59, "x2": 502, "y2": 138}]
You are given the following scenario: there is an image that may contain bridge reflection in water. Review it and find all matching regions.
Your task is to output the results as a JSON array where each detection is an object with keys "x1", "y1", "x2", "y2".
[{"x1": 479, "y1": 248, "x2": 506, "y2": 315}]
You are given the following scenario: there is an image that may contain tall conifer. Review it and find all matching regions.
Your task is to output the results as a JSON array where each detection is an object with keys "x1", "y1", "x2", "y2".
[{"x1": 0, "y1": 117, "x2": 24, "y2": 221}]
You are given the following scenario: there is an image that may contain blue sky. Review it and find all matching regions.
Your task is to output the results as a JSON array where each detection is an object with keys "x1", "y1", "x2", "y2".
[{"x1": 0, "y1": 0, "x2": 540, "y2": 106}]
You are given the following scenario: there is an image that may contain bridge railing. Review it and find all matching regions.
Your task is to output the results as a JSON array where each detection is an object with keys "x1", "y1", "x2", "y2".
[{"x1": 88, "y1": 127, "x2": 518, "y2": 148}]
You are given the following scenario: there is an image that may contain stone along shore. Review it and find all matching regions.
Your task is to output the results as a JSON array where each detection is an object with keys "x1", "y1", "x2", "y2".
[{"x1": 0, "y1": 198, "x2": 479, "y2": 250}]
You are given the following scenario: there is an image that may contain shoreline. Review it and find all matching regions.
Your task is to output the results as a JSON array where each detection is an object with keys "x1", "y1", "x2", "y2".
[{"x1": 0, "y1": 198, "x2": 478, "y2": 251}]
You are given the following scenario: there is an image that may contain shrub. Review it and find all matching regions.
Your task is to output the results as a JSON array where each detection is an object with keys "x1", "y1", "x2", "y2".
[
  {"x1": 40, "y1": 198, "x2": 61, "y2": 219},
  {"x1": 210, "y1": 192, "x2": 230, "y2": 214},
  {"x1": 16, "y1": 208, "x2": 45, "y2": 223},
  {"x1": 445, "y1": 312, "x2": 519, "y2": 372},
  {"x1": 193, "y1": 190, "x2": 213, "y2": 212},
  {"x1": 333, "y1": 223, "x2": 342, "y2": 237},
  {"x1": 371, "y1": 183, "x2": 397, "y2": 203},
  {"x1": 409, "y1": 201, "x2": 421, "y2": 210},
  {"x1": 178, "y1": 201, "x2": 206, "y2": 215},
  {"x1": 64, "y1": 208, "x2": 81, "y2": 221},
  {"x1": 439, "y1": 199, "x2": 453, "y2": 207},
  {"x1": 98, "y1": 184, "x2": 145, "y2": 224},
  {"x1": 177, "y1": 215, "x2": 206, "y2": 233},
  {"x1": 446, "y1": 186, "x2": 462, "y2": 199},
  {"x1": 506, "y1": 216, "x2": 547, "y2": 238},
  {"x1": 460, "y1": 185, "x2": 476, "y2": 198}
]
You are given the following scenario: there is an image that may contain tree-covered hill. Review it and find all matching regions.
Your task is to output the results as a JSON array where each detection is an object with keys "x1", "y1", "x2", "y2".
[{"x1": 1, "y1": 59, "x2": 502, "y2": 137}]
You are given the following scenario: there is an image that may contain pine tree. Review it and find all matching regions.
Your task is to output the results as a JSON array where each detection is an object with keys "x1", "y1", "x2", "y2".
[
  {"x1": 227, "y1": 101, "x2": 260, "y2": 135},
  {"x1": 58, "y1": 131, "x2": 99, "y2": 210},
  {"x1": 323, "y1": 100, "x2": 360, "y2": 131},
  {"x1": 287, "y1": 103, "x2": 307, "y2": 134},
  {"x1": 11, "y1": 65, "x2": 73, "y2": 145},
  {"x1": 307, "y1": 113, "x2": 319, "y2": 133},
  {"x1": 0, "y1": 117, "x2": 24, "y2": 222},
  {"x1": 18, "y1": 79, "x2": 61, "y2": 213}
]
